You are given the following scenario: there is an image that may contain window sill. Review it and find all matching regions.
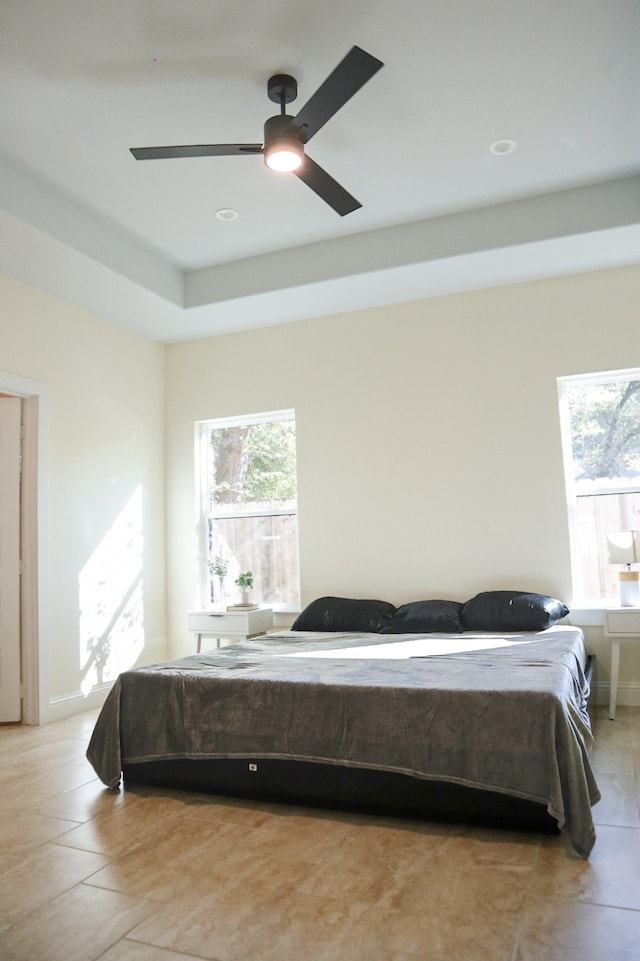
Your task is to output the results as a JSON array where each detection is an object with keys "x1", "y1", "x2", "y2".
[
  {"x1": 568, "y1": 602, "x2": 623, "y2": 627},
  {"x1": 567, "y1": 608, "x2": 604, "y2": 627}
]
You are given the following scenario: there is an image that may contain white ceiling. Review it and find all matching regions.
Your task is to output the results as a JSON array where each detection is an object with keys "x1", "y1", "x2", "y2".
[{"x1": 1, "y1": 0, "x2": 639, "y2": 343}]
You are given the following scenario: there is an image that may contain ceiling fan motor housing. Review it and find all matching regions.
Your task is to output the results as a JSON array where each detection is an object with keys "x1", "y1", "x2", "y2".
[{"x1": 267, "y1": 74, "x2": 298, "y2": 105}]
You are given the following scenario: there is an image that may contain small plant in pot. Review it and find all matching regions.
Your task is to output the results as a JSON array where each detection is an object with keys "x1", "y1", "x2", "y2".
[{"x1": 235, "y1": 571, "x2": 254, "y2": 605}]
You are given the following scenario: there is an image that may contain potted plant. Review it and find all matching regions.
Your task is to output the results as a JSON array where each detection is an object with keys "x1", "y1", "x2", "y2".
[
  {"x1": 208, "y1": 551, "x2": 230, "y2": 605},
  {"x1": 234, "y1": 571, "x2": 254, "y2": 605}
]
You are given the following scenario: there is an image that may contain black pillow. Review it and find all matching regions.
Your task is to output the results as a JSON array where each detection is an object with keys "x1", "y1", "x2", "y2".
[
  {"x1": 291, "y1": 596, "x2": 396, "y2": 633},
  {"x1": 461, "y1": 591, "x2": 569, "y2": 632},
  {"x1": 380, "y1": 599, "x2": 464, "y2": 634}
]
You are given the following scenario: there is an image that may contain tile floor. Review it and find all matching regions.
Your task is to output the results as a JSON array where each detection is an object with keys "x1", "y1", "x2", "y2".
[{"x1": 0, "y1": 705, "x2": 639, "y2": 961}]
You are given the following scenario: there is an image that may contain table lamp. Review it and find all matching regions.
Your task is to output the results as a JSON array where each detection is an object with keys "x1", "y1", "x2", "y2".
[{"x1": 607, "y1": 531, "x2": 640, "y2": 606}]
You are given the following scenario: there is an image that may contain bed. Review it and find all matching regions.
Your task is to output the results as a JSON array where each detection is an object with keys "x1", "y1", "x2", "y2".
[{"x1": 87, "y1": 591, "x2": 600, "y2": 858}]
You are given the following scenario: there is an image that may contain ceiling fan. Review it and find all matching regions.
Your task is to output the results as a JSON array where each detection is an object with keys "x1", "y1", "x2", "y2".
[{"x1": 130, "y1": 45, "x2": 384, "y2": 216}]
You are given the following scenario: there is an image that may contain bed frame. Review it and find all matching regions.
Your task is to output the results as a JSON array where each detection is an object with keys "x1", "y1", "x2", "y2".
[
  {"x1": 122, "y1": 656, "x2": 595, "y2": 835},
  {"x1": 123, "y1": 755, "x2": 559, "y2": 831}
]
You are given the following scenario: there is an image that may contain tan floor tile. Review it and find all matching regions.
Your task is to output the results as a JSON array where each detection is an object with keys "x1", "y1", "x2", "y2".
[
  {"x1": 129, "y1": 890, "x2": 371, "y2": 961},
  {"x1": 33, "y1": 777, "x2": 139, "y2": 823},
  {"x1": 53, "y1": 792, "x2": 193, "y2": 857},
  {"x1": 629, "y1": 725, "x2": 640, "y2": 750},
  {"x1": 0, "y1": 809, "x2": 79, "y2": 853},
  {"x1": 437, "y1": 825, "x2": 543, "y2": 865},
  {"x1": 0, "y1": 710, "x2": 97, "y2": 750},
  {"x1": 0, "y1": 737, "x2": 89, "y2": 778},
  {"x1": 230, "y1": 805, "x2": 357, "y2": 862},
  {"x1": 515, "y1": 897, "x2": 640, "y2": 961},
  {"x1": 0, "y1": 842, "x2": 109, "y2": 923},
  {"x1": 190, "y1": 848, "x2": 318, "y2": 907},
  {"x1": 593, "y1": 715, "x2": 632, "y2": 743},
  {"x1": 86, "y1": 816, "x2": 246, "y2": 901},
  {"x1": 0, "y1": 758, "x2": 99, "y2": 812},
  {"x1": 602, "y1": 706, "x2": 640, "y2": 729},
  {"x1": 1, "y1": 882, "x2": 155, "y2": 961},
  {"x1": 101, "y1": 941, "x2": 211, "y2": 961},
  {"x1": 52, "y1": 710, "x2": 101, "y2": 741},
  {"x1": 590, "y1": 741, "x2": 635, "y2": 775},
  {"x1": 169, "y1": 791, "x2": 283, "y2": 829},
  {"x1": 127, "y1": 844, "x2": 335, "y2": 957},
  {"x1": 237, "y1": 893, "x2": 390, "y2": 961},
  {"x1": 591, "y1": 772, "x2": 640, "y2": 827},
  {"x1": 298, "y1": 819, "x2": 448, "y2": 904},
  {"x1": 336, "y1": 829, "x2": 540, "y2": 957},
  {"x1": 371, "y1": 826, "x2": 540, "y2": 917},
  {"x1": 127, "y1": 824, "x2": 534, "y2": 961},
  {"x1": 529, "y1": 824, "x2": 640, "y2": 910},
  {"x1": 350, "y1": 881, "x2": 527, "y2": 961}
]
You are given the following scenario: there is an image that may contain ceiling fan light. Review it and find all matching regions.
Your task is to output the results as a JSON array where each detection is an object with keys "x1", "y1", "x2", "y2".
[{"x1": 265, "y1": 140, "x2": 303, "y2": 172}]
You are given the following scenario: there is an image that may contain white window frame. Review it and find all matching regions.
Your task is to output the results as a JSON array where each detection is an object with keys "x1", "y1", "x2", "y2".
[
  {"x1": 195, "y1": 408, "x2": 300, "y2": 613},
  {"x1": 558, "y1": 367, "x2": 640, "y2": 607}
]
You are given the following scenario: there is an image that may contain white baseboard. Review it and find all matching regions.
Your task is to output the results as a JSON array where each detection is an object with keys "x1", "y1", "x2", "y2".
[
  {"x1": 48, "y1": 682, "x2": 113, "y2": 722},
  {"x1": 593, "y1": 681, "x2": 640, "y2": 708}
]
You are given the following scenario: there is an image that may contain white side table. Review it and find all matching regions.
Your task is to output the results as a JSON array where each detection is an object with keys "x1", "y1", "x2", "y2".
[
  {"x1": 188, "y1": 607, "x2": 273, "y2": 652},
  {"x1": 603, "y1": 608, "x2": 640, "y2": 719}
]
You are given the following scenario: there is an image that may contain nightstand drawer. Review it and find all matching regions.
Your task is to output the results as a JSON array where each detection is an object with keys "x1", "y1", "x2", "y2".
[
  {"x1": 187, "y1": 608, "x2": 273, "y2": 636},
  {"x1": 189, "y1": 611, "x2": 249, "y2": 633},
  {"x1": 605, "y1": 609, "x2": 640, "y2": 635}
]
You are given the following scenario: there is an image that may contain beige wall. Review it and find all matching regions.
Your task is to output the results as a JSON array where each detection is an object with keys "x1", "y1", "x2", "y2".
[
  {"x1": 0, "y1": 275, "x2": 166, "y2": 720},
  {"x1": 3, "y1": 261, "x2": 640, "y2": 718},
  {"x1": 165, "y1": 264, "x2": 640, "y2": 703}
]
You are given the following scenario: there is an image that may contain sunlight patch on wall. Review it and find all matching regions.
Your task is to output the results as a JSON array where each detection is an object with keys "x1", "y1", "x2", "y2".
[{"x1": 79, "y1": 485, "x2": 144, "y2": 695}]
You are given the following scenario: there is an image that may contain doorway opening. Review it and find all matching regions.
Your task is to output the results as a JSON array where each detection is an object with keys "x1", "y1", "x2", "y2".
[{"x1": 0, "y1": 370, "x2": 48, "y2": 725}]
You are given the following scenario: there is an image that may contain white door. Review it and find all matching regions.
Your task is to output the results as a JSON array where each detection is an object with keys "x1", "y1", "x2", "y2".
[{"x1": 0, "y1": 397, "x2": 22, "y2": 722}]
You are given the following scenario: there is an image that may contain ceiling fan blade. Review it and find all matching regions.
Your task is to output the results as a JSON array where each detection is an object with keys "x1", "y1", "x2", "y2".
[
  {"x1": 295, "y1": 155, "x2": 361, "y2": 216},
  {"x1": 288, "y1": 46, "x2": 383, "y2": 144},
  {"x1": 130, "y1": 144, "x2": 263, "y2": 160}
]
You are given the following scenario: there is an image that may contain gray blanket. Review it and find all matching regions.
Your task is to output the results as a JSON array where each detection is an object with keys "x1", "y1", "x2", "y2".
[{"x1": 87, "y1": 626, "x2": 600, "y2": 857}]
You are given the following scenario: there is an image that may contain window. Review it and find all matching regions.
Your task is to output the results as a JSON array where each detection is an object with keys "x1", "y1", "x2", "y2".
[
  {"x1": 197, "y1": 409, "x2": 300, "y2": 611},
  {"x1": 559, "y1": 370, "x2": 640, "y2": 603}
]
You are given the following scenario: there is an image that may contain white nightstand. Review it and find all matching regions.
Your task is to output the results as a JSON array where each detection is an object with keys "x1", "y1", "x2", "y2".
[
  {"x1": 188, "y1": 607, "x2": 273, "y2": 652},
  {"x1": 603, "y1": 608, "x2": 640, "y2": 719}
]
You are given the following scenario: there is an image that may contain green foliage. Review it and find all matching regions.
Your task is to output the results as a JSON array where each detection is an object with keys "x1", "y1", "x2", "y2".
[
  {"x1": 235, "y1": 571, "x2": 254, "y2": 589},
  {"x1": 209, "y1": 551, "x2": 230, "y2": 578},
  {"x1": 211, "y1": 420, "x2": 297, "y2": 504},
  {"x1": 568, "y1": 380, "x2": 640, "y2": 479}
]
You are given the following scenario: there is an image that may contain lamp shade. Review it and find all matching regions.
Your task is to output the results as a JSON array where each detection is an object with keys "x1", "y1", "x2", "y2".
[
  {"x1": 264, "y1": 142, "x2": 303, "y2": 172},
  {"x1": 263, "y1": 114, "x2": 303, "y2": 172},
  {"x1": 606, "y1": 531, "x2": 639, "y2": 566}
]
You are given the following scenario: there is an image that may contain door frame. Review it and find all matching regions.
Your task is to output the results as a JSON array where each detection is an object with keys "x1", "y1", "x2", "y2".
[{"x1": 0, "y1": 370, "x2": 49, "y2": 725}]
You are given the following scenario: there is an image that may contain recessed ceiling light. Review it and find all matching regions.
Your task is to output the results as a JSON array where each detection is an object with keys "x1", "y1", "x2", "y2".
[
  {"x1": 215, "y1": 208, "x2": 239, "y2": 221},
  {"x1": 489, "y1": 139, "x2": 517, "y2": 156}
]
